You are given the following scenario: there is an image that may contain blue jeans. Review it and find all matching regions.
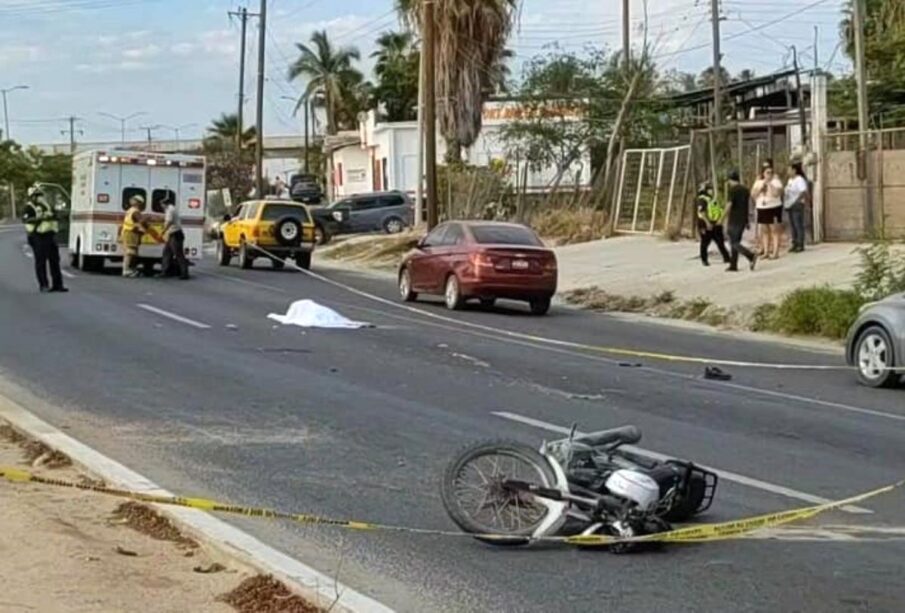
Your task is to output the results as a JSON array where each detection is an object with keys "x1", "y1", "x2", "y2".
[{"x1": 787, "y1": 203, "x2": 806, "y2": 250}]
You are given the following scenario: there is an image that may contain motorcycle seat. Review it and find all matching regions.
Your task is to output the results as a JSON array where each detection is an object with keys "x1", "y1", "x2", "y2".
[{"x1": 576, "y1": 425, "x2": 641, "y2": 448}]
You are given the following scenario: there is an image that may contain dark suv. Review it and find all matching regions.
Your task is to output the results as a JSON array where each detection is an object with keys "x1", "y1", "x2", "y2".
[
  {"x1": 289, "y1": 173, "x2": 323, "y2": 204},
  {"x1": 309, "y1": 191, "x2": 414, "y2": 244}
]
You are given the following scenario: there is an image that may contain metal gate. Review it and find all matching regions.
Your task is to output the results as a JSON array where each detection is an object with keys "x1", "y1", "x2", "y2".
[{"x1": 613, "y1": 145, "x2": 691, "y2": 234}]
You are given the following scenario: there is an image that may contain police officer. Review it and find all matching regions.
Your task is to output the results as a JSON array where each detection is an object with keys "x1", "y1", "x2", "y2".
[
  {"x1": 696, "y1": 182, "x2": 731, "y2": 267},
  {"x1": 22, "y1": 185, "x2": 68, "y2": 293}
]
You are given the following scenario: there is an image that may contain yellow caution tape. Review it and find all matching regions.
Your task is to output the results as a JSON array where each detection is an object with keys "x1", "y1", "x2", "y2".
[
  {"x1": 1, "y1": 465, "x2": 901, "y2": 547},
  {"x1": 249, "y1": 244, "x2": 881, "y2": 373}
]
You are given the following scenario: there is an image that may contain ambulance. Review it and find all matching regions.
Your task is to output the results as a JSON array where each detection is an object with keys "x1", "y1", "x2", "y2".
[{"x1": 68, "y1": 150, "x2": 206, "y2": 272}]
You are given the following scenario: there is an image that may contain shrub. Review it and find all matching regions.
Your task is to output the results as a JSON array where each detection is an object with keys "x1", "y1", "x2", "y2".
[
  {"x1": 854, "y1": 242, "x2": 905, "y2": 302},
  {"x1": 767, "y1": 286, "x2": 864, "y2": 339}
]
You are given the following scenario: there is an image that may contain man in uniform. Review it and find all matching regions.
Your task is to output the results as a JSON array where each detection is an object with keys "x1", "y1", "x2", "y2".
[
  {"x1": 22, "y1": 185, "x2": 67, "y2": 293},
  {"x1": 121, "y1": 194, "x2": 147, "y2": 277},
  {"x1": 695, "y1": 182, "x2": 731, "y2": 267}
]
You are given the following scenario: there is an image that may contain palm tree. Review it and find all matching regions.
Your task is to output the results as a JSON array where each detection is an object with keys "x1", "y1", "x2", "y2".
[
  {"x1": 206, "y1": 113, "x2": 255, "y2": 147},
  {"x1": 398, "y1": 0, "x2": 519, "y2": 163},
  {"x1": 288, "y1": 30, "x2": 363, "y2": 135},
  {"x1": 372, "y1": 30, "x2": 419, "y2": 121}
]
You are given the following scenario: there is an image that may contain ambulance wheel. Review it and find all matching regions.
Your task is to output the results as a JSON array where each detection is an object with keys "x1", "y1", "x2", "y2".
[
  {"x1": 70, "y1": 241, "x2": 80, "y2": 269},
  {"x1": 79, "y1": 250, "x2": 103, "y2": 273}
]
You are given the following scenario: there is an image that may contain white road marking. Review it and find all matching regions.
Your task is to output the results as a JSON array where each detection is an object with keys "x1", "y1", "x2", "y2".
[
  {"x1": 492, "y1": 411, "x2": 873, "y2": 515},
  {"x1": 452, "y1": 353, "x2": 490, "y2": 368},
  {"x1": 197, "y1": 270, "x2": 290, "y2": 294},
  {"x1": 22, "y1": 249, "x2": 33, "y2": 259},
  {"x1": 136, "y1": 303, "x2": 211, "y2": 330},
  {"x1": 332, "y1": 298, "x2": 905, "y2": 424},
  {"x1": 61, "y1": 269, "x2": 76, "y2": 279}
]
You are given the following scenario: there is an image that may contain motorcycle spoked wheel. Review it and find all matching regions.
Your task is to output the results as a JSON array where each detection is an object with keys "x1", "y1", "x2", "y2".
[{"x1": 441, "y1": 440, "x2": 559, "y2": 545}]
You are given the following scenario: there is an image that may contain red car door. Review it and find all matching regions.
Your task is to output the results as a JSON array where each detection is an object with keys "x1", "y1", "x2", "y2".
[{"x1": 410, "y1": 224, "x2": 449, "y2": 292}]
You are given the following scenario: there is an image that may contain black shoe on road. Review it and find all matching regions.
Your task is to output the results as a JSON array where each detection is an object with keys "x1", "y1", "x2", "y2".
[
  {"x1": 50, "y1": 287, "x2": 69, "y2": 293},
  {"x1": 749, "y1": 253, "x2": 758, "y2": 271},
  {"x1": 39, "y1": 286, "x2": 49, "y2": 293}
]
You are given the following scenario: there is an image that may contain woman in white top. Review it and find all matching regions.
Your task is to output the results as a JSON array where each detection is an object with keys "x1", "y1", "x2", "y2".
[
  {"x1": 751, "y1": 163, "x2": 785, "y2": 259},
  {"x1": 784, "y1": 162, "x2": 809, "y2": 252}
]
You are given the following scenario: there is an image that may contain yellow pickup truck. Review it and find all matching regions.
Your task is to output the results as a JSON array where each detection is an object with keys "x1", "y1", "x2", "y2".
[{"x1": 216, "y1": 199, "x2": 316, "y2": 270}]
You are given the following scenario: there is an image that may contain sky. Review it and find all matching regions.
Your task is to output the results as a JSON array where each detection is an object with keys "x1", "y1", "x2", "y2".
[{"x1": 0, "y1": 0, "x2": 851, "y2": 146}]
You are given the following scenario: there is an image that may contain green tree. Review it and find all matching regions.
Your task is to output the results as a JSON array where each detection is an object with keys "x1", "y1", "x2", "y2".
[
  {"x1": 838, "y1": 0, "x2": 905, "y2": 122},
  {"x1": 371, "y1": 30, "x2": 420, "y2": 121},
  {"x1": 288, "y1": 30, "x2": 364, "y2": 135},
  {"x1": 206, "y1": 113, "x2": 256, "y2": 147},
  {"x1": 398, "y1": 0, "x2": 519, "y2": 163}
]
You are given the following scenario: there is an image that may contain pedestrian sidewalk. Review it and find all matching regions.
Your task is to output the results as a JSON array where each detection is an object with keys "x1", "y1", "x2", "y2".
[
  {"x1": 0, "y1": 423, "x2": 250, "y2": 613},
  {"x1": 555, "y1": 235, "x2": 863, "y2": 310}
]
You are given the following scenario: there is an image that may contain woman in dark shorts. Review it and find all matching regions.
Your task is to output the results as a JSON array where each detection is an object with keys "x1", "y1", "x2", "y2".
[{"x1": 751, "y1": 164, "x2": 784, "y2": 259}]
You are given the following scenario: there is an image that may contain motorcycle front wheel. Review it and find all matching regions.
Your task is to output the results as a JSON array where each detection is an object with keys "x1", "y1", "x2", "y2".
[{"x1": 441, "y1": 439, "x2": 558, "y2": 542}]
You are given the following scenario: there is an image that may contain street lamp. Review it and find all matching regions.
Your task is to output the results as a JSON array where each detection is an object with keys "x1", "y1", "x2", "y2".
[
  {"x1": 98, "y1": 111, "x2": 147, "y2": 144},
  {"x1": 138, "y1": 124, "x2": 163, "y2": 148},
  {"x1": 281, "y1": 94, "x2": 311, "y2": 174},
  {"x1": 1, "y1": 84, "x2": 29, "y2": 141},
  {"x1": 1, "y1": 84, "x2": 28, "y2": 220},
  {"x1": 160, "y1": 123, "x2": 198, "y2": 142}
]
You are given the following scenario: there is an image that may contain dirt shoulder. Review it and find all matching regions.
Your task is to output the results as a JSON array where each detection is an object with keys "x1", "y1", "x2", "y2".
[{"x1": 0, "y1": 422, "x2": 318, "y2": 613}]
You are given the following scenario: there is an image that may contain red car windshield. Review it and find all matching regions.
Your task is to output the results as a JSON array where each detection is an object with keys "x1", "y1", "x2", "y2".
[{"x1": 470, "y1": 225, "x2": 542, "y2": 246}]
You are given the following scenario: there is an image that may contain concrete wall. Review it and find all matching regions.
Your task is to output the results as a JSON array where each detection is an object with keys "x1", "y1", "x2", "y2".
[
  {"x1": 824, "y1": 148, "x2": 905, "y2": 240},
  {"x1": 332, "y1": 146, "x2": 371, "y2": 198}
]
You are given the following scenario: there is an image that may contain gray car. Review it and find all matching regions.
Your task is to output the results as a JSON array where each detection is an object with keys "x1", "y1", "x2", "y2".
[
  {"x1": 331, "y1": 191, "x2": 414, "y2": 235},
  {"x1": 845, "y1": 292, "x2": 905, "y2": 387}
]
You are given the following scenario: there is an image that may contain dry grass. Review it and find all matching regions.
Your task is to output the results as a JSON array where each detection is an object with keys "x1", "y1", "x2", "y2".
[
  {"x1": 111, "y1": 502, "x2": 199, "y2": 549},
  {"x1": 530, "y1": 208, "x2": 609, "y2": 246},
  {"x1": 564, "y1": 286, "x2": 731, "y2": 327},
  {"x1": 219, "y1": 575, "x2": 321, "y2": 613},
  {"x1": 319, "y1": 232, "x2": 418, "y2": 269}
]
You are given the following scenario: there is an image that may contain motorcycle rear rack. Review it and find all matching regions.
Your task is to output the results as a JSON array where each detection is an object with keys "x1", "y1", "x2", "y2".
[{"x1": 692, "y1": 466, "x2": 718, "y2": 513}]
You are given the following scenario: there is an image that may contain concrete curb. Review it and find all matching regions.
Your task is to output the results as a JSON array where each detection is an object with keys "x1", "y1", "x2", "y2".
[{"x1": 0, "y1": 393, "x2": 394, "y2": 613}]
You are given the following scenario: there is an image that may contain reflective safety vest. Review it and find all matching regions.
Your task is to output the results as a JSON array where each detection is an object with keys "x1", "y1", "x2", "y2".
[
  {"x1": 703, "y1": 195, "x2": 725, "y2": 223},
  {"x1": 27, "y1": 200, "x2": 58, "y2": 235},
  {"x1": 23, "y1": 203, "x2": 39, "y2": 234},
  {"x1": 122, "y1": 207, "x2": 143, "y2": 234}
]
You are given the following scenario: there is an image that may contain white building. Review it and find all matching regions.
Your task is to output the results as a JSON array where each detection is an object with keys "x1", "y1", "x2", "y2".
[{"x1": 325, "y1": 102, "x2": 592, "y2": 201}]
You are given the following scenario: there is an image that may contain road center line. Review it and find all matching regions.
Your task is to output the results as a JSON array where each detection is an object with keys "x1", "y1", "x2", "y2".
[
  {"x1": 137, "y1": 303, "x2": 211, "y2": 330},
  {"x1": 492, "y1": 411, "x2": 873, "y2": 515}
]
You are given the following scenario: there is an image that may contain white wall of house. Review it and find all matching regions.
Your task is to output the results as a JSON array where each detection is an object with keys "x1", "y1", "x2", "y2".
[
  {"x1": 329, "y1": 106, "x2": 592, "y2": 199},
  {"x1": 332, "y1": 146, "x2": 371, "y2": 197}
]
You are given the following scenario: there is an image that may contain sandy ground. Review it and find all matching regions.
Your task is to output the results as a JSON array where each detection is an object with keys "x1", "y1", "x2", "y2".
[{"x1": 0, "y1": 423, "x2": 252, "y2": 613}]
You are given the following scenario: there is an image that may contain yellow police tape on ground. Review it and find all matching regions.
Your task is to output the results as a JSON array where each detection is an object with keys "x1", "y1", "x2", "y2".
[
  {"x1": 1, "y1": 465, "x2": 901, "y2": 547},
  {"x1": 248, "y1": 244, "x2": 884, "y2": 373}
]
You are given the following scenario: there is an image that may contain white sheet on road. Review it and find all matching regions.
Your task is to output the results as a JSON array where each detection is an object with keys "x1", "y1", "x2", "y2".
[{"x1": 267, "y1": 299, "x2": 372, "y2": 329}]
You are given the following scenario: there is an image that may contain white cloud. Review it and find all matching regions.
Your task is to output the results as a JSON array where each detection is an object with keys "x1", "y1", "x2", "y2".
[
  {"x1": 122, "y1": 44, "x2": 161, "y2": 60},
  {"x1": 75, "y1": 60, "x2": 150, "y2": 74},
  {"x1": 0, "y1": 44, "x2": 43, "y2": 66}
]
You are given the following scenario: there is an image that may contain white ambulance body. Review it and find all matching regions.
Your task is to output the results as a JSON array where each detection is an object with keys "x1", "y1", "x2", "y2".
[{"x1": 68, "y1": 150, "x2": 206, "y2": 271}]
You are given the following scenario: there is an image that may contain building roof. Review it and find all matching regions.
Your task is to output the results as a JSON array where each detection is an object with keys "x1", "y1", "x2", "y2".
[{"x1": 323, "y1": 131, "x2": 361, "y2": 154}]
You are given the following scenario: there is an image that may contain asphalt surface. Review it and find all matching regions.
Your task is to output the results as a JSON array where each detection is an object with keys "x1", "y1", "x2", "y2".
[{"x1": 1, "y1": 226, "x2": 904, "y2": 612}]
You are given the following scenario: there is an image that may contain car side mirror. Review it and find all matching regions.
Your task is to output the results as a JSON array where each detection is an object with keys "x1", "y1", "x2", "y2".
[{"x1": 416, "y1": 237, "x2": 428, "y2": 249}]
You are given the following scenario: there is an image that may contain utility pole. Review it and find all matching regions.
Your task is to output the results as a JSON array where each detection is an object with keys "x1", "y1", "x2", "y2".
[
  {"x1": 139, "y1": 124, "x2": 160, "y2": 148},
  {"x1": 710, "y1": 0, "x2": 722, "y2": 129},
  {"x1": 61, "y1": 116, "x2": 83, "y2": 154},
  {"x1": 791, "y1": 46, "x2": 807, "y2": 149},
  {"x1": 98, "y1": 111, "x2": 147, "y2": 144},
  {"x1": 414, "y1": 45, "x2": 425, "y2": 226},
  {"x1": 622, "y1": 0, "x2": 630, "y2": 65},
  {"x1": 229, "y1": 6, "x2": 254, "y2": 150},
  {"x1": 255, "y1": 0, "x2": 267, "y2": 198},
  {"x1": 852, "y1": 0, "x2": 873, "y2": 231},
  {"x1": 423, "y1": 0, "x2": 438, "y2": 229},
  {"x1": 303, "y1": 97, "x2": 310, "y2": 173}
]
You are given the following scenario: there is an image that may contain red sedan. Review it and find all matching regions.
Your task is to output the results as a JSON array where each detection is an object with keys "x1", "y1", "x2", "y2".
[{"x1": 398, "y1": 221, "x2": 558, "y2": 315}]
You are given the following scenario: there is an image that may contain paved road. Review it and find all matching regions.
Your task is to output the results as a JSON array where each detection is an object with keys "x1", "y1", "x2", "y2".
[{"x1": 1, "y1": 228, "x2": 904, "y2": 612}]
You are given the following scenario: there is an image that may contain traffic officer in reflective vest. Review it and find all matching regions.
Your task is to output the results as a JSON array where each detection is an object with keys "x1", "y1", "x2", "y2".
[
  {"x1": 121, "y1": 194, "x2": 147, "y2": 277},
  {"x1": 22, "y1": 185, "x2": 68, "y2": 293},
  {"x1": 696, "y1": 182, "x2": 731, "y2": 267}
]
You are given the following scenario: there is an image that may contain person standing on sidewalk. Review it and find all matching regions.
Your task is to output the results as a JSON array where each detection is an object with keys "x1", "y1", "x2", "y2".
[
  {"x1": 22, "y1": 185, "x2": 67, "y2": 293},
  {"x1": 724, "y1": 170, "x2": 757, "y2": 271},
  {"x1": 120, "y1": 195, "x2": 147, "y2": 278},
  {"x1": 695, "y1": 182, "x2": 731, "y2": 267},
  {"x1": 784, "y1": 162, "x2": 810, "y2": 253},
  {"x1": 160, "y1": 198, "x2": 189, "y2": 279},
  {"x1": 752, "y1": 163, "x2": 785, "y2": 260}
]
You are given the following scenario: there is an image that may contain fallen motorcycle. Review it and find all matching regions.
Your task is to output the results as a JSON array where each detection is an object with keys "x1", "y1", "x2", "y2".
[{"x1": 440, "y1": 425, "x2": 717, "y2": 551}]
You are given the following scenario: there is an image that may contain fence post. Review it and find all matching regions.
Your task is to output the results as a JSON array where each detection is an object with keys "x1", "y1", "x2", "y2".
[
  {"x1": 664, "y1": 147, "x2": 682, "y2": 232},
  {"x1": 631, "y1": 151, "x2": 646, "y2": 232},
  {"x1": 612, "y1": 150, "x2": 629, "y2": 233},
  {"x1": 650, "y1": 150, "x2": 666, "y2": 233},
  {"x1": 810, "y1": 74, "x2": 827, "y2": 243}
]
